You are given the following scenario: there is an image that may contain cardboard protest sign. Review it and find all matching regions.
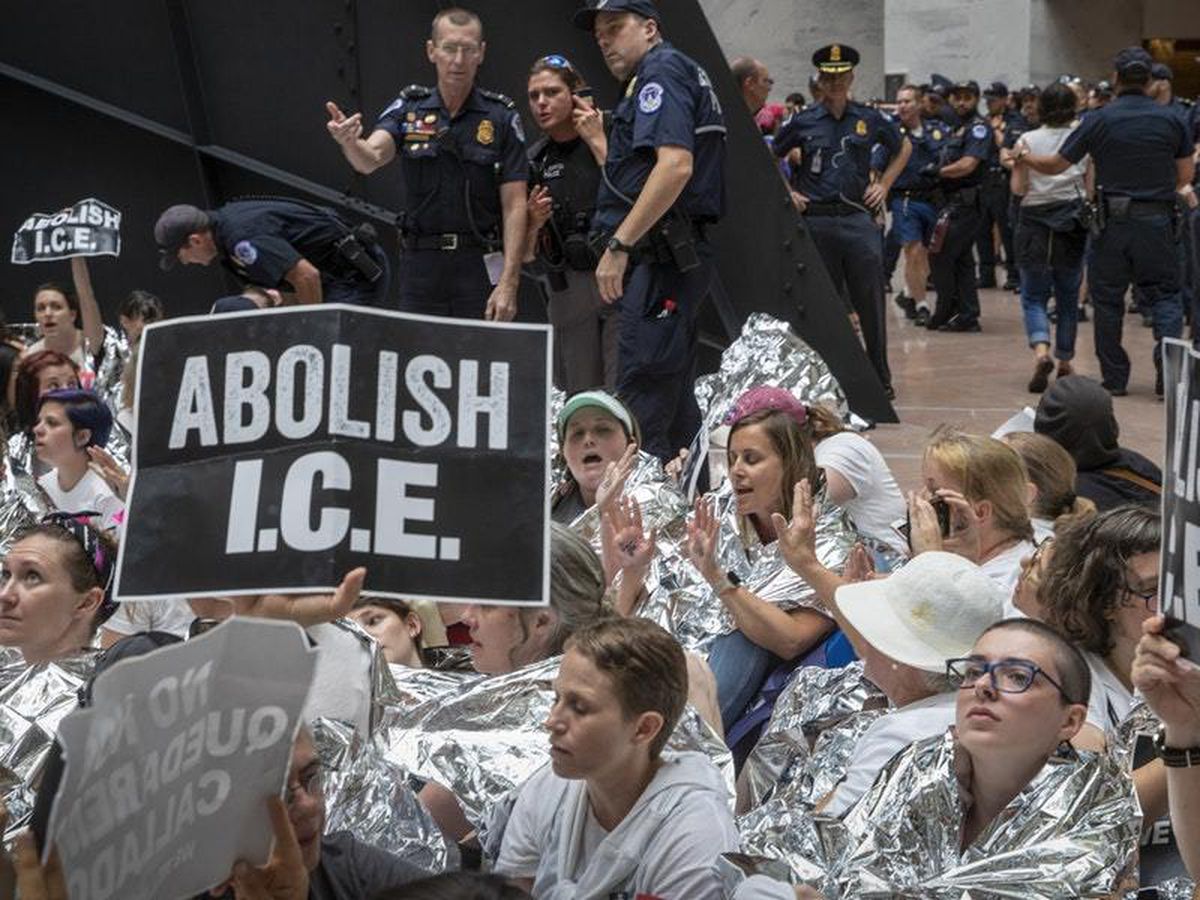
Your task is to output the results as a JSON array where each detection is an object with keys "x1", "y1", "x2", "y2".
[
  {"x1": 47, "y1": 617, "x2": 316, "y2": 900},
  {"x1": 11, "y1": 198, "x2": 122, "y2": 263},
  {"x1": 115, "y1": 305, "x2": 552, "y2": 605},
  {"x1": 1159, "y1": 339, "x2": 1200, "y2": 661}
]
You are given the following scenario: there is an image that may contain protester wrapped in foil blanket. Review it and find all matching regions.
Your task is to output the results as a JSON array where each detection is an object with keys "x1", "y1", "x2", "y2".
[
  {"x1": 738, "y1": 662, "x2": 886, "y2": 810},
  {"x1": 313, "y1": 717, "x2": 455, "y2": 873},
  {"x1": 729, "y1": 728, "x2": 1141, "y2": 899},
  {"x1": 378, "y1": 657, "x2": 732, "y2": 841},
  {"x1": 0, "y1": 460, "x2": 50, "y2": 555}
]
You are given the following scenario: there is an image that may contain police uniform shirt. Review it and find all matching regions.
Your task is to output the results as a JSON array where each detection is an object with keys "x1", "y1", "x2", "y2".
[
  {"x1": 209, "y1": 199, "x2": 348, "y2": 287},
  {"x1": 375, "y1": 85, "x2": 528, "y2": 236},
  {"x1": 773, "y1": 100, "x2": 903, "y2": 204},
  {"x1": 893, "y1": 119, "x2": 949, "y2": 191},
  {"x1": 530, "y1": 135, "x2": 602, "y2": 231},
  {"x1": 1059, "y1": 92, "x2": 1191, "y2": 202},
  {"x1": 592, "y1": 41, "x2": 727, "y2": 234},
  {"x1": 941, "y1": 114, "x2": 993, "y2": 190}
]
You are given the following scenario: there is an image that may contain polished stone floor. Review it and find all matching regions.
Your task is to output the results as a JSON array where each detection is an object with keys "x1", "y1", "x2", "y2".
[{"x1": 868, "y1": 286, "x2": 1168, "y2": 491}]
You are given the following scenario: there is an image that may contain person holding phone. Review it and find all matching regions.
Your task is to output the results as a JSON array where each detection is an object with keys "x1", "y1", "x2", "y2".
[{"x1": 522, "y1": 54, "x2": 616, "y2": 392}]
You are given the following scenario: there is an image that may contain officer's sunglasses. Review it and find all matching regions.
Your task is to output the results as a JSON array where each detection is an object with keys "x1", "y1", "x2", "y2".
[{"x1": 539, "y1": 54, "x2": 576, "y2": 72}]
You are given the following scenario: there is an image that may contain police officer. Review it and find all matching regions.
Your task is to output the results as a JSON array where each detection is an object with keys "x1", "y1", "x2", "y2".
[
  {"x1": 573, "y1": 0, "x2": 726, "y2": 462},
  {"x1": 927, "y1": 80, "x2": 992, "y2": 332},
  {"x1": 325, "y1": 7, "x2": 527, "y2": 321},
  {"x1": 773, "y1": 44, "x2": 911, "y2": 399},
  {"x1": 153, "y1": 199, "x2": 389, "y2": 305},
  {"x1": 890, "y1": 84, "x2": 948, "y2": 326},
  {"x1": 1017, "y1": 47, "x2": 1195, "y2": 397},
  {"x1": 522, "y1": 53, "x2": 617, "y2": 392},
  {"x1": 979, "y1": 81, "x2": 1019, "y2": 290}
]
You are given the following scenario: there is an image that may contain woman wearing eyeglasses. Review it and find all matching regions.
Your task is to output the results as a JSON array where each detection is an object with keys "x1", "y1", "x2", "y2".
[{"x1": 523, "y1": 54, "x2": 616, "y2": 393}]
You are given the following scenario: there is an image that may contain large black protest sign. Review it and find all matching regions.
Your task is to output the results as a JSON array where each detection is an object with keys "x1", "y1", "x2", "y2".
[
  {"x1": 1160, "y1": 339, "x2": 1200, "y2": 661},
  {"x1": 48, "y1": 618, "x2": 316, "y2": 900},
  {"x1": 11, "y1": 198, "x2": 122, "y2": 263},
  {"x1": 115, "y1": 305, "x2": 552, "y2": 605}
]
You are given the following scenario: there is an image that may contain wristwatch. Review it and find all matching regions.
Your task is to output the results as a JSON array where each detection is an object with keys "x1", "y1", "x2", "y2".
[
  {"x1": 711, "y1": 569, "x2": 742, "y2": 597},
  {"x1": 606, "y1": 236, "x2": 635, "y2": 255},
  {"x1": 1153, "y1": 725, "x2": 1200, "y2": 768}
]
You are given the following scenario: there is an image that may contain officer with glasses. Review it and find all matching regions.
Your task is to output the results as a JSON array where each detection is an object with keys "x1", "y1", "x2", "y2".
[{"x1": 325, "y1": 6, "x2": 528, "y2": 321}]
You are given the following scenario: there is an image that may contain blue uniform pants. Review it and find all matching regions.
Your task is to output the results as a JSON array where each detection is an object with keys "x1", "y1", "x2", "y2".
[
  {"x1": 1088, "y1": 214, "x2": 1182, "y2": 390},
  {"x1": 616, "y1": 243, "x2": 712, "y2": 462},
  {"x1": 930, "y1": 203, "x2": 982, "y2": 325},
  {"x1": 804, "y1": 212, "x2": 891, "y2": 387},
  {"x1": 397, "y1": 249, "x2": 491, "y2": 319},
  {"x1": 322, "y1": 243, "x2": 392, "y2": 307}
]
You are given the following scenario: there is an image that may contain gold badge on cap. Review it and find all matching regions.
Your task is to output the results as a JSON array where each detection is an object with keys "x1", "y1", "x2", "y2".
[
  {"x1": 476, "y1": 119, "x2": 495, "y2": 145},
  {"x1": 831, "y1": 44, "x2": 842, "y2": 62},
  {"x1": 855, "y1": 119, "x2": 867, "y2": 136},
  {"x1": 933, "y1": 129, "x2": 942, "y2": 140}
]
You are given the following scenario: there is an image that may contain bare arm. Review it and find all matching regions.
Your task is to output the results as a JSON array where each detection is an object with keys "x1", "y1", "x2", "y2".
[
  {"x1": 70, "y1": 256, "x2": 106, "y2": 358},
  {"x1": 878, "y1": 136, "x2": 912, "y2": 193},
  {"x1": 282, "y1": 258, "x2": 323, "y2": 305},
  {"x1": 717, "y1": 589, "x2": 835, "y2": 660},
  {"x1": 1177, "y1": 156, "x2": 1197, "y2": 196},
  {"x1": 1021, "y1": 151, "x2": 1072, "y2": 176},
  {"x1": 484, "y1": 181, "x2": 528, "y2": 322}
]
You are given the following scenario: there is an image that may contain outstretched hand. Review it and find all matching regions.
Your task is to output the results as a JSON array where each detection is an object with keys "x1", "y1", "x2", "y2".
[
  {"x1": 87, "y1": 445, "x2": 129, "y2": 500},
  {"x1": 595, "y1": 442, "x2": 638, "y2": 513},
  {"x1": 772, "y1": 479, "x2": 819, "y2": 574},
  {"x1": 685, "y1": 496, "x2": 722, "y2": 584},
  {"x1": 325, "y1": 101, "x2": 363, "y2": 146},
  {"x1": 233, "y1": 567, "x2": 366, "y2": 627},
  {"x1": 603, "y1": 495, "x2": 657, "y2": 575}
]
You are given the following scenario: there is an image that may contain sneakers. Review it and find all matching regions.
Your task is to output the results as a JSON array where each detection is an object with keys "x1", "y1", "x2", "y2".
[
  {"x1": 894, "y1": 293, "x2": 917, "y2": 319},
  {"x1": 914, "y1": 307, "x2": 930, "y2": 327},
  {"x1": 939, "y1": 315, "x2": 982, "y2": 333},
  {"x1": 1028, "y1": 358, "x2": 1054, "y2": 393}
]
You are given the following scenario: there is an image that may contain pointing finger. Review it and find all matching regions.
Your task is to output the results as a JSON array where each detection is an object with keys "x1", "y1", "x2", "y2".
[{"x1": 325, "y1": 101, "x2": 345, "y2": 122}]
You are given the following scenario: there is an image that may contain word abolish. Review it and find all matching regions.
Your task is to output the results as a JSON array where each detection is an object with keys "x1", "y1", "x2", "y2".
[{"x1": 11, "y1": 197, "x2": 122, "y2": 264}]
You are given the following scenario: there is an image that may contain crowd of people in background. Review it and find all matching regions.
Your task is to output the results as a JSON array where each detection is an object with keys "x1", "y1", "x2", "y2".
[{"x1": 2, "y1": 1, "x2": 1200, "y2": 898}]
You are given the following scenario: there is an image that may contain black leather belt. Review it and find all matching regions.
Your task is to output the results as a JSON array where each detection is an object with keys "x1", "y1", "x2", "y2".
[{"x1": 403, "y1": 232, "x2": 494, "y2": 252}]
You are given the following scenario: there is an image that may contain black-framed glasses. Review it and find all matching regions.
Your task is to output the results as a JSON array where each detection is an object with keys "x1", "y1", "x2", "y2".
[
  {"x1": 946, "y1": 656, "x2": 1073, "y2": 702},
  {"x1": 284, "y1": 763, "x2": 326, "y2": 807},
  {"x1": 1122, "y1": 579, "x2": 1159, "y2": 612}
]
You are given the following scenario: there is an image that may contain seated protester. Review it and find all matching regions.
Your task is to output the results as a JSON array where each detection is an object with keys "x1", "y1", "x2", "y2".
[
  {"x1": 908, "y1": 426, "x2": 1036, "y2": 596},
  {"x1": 349, "y1": 596, "x2": 427, "y2": 669},
  {"x1": 1133, "y1": 615, "x2": 1200, "y2": 883},
  {"x1": 8, "y1": 351, "x2": 80, "y2": 478},
  {"x1": 0, "y1": 518, "x2": 117, "y2": 664},
  {"x1": 738, "y1": 620, "x2": 1138, "y2": 900},
  {"x1": 1002, "y1": 431, "x2": 1094, "y2": 541},
  {"x1": 820, "y1": 552, "x2": 1006, "y2": 816},
  {"x1": 496, "y1": 617, "x2": 738, "y2": 899},
  {"x1": 33, "y1": 389, "x2": 123, "y2": 530},
  {"x1": 551, "y1": 390, "x2": 639, "y2": 525},
  {"x1": 99, "y1": 595, "x2": 197, "y2": 646},
  {"x1": 685, "y1": 388, "x2": 841, "y2": 731},
  {"x1": 1008, "y1": 533, "x2": 1056, "y2": 620},
  {"x1": 1034, "y1": 374, "x2": 1161, "y2": 510}
]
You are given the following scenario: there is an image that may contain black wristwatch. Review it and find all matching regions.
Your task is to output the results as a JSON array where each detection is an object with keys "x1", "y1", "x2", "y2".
[
  {"x1": 1154, "y1": 726, "x2": 1200, "y2": 768},
  {"x1": 606, "y1": 236, "x2": 635, "y2": 255}
]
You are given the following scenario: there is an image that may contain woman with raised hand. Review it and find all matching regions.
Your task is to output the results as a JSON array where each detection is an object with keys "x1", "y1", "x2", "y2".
[{"x1": 551, "y1": 391, "x2": 639, "y2": 525}]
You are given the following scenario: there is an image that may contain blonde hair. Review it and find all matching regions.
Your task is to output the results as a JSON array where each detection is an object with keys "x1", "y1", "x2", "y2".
[
  {"x1": 1003, "y1": 432, "x2": 1095, "y2": 524},
  {"x1": 924, "y1": 427, "x2": 1034, "y2": 542}
]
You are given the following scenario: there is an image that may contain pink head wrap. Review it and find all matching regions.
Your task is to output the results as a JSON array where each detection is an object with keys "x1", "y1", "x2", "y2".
[{"x1": 725, "y1": 386, "x2": 808, "y2": 428}]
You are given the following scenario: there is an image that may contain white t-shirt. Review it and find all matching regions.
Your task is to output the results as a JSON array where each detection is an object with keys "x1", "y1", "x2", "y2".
[
  {"x1": 979, "y1": 539, "x2": 1037, "y2": 599},
  {"x1": 102, "y1": 600, "x2": 194, "y2": 639},
  {"x1": 37, "y1": 467, "x2": 123, "y2": 530},
  {"x1": 824, "y1": 691, "x2": 958, "y2": 817},
  {"x1": 815, "y1": 432, "x2": 907, "y2": 553},
  {"x1": 496, "y1": 751, "x2": 737, "y2": 900},
  {"x1": 1020, "y1": 125, "x2": 1088, "y2": 206},
  {"x1": 1084, "y1": 651, "x2": 1133, "y2": 735}
]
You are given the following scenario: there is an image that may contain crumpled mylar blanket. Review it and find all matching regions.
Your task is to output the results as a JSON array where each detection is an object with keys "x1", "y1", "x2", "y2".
[
  {"x1": 731, "y1": 728, "x2": 1141, "y2": 899},
  {"x1": 378, "y1": 656, "x2": 732, "y2": 850},
  {"x1": 313, "y1": 717, "x2": 454, "y2": 873},
  {"x1": 738, "y1": 662, "x2": 886, "y2": 810},
  {"x1": 0, "y1": 453, "x2": 50, "y2": 554},
  {"x1": 0, "y1": 649, "x2": 97, "y2": 841}
]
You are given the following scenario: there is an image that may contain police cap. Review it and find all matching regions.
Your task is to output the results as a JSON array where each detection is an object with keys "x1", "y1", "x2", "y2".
[
  {"x1": 1112, "y1": 46, "x2": 1153, "y2": 77},
  {"x1": 949, "y1": 79, "x2": 980, "y2": 97},
  {"x1": 1150, "y1": 62, "x2": 1173, "y2": 81},
  {"x1": 983, "y1": 81, "x2": 1008, "y2": 98},
  {"x1": 812, "y1": 43, "x2": 859, "y2": 74},
  {"x1": 154, "y1": 204, "x2": 210, "y2": 271},
  {"x1": 572, "y1": 0, "x2": 661, "y2": 31}
]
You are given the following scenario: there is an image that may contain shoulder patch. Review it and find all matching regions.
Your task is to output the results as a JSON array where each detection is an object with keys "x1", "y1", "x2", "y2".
[
  {"x1": 638, "y1": 81, "x2": 664, "y2": 114},
  {"x1": 399, "y1": 84, "x2": 432, "y2": 100},
  {"x1": 971, "y1": 122, "x2": 989, "y2": 139},
  {"x1": 510, "y1": 111, "x2": 525, "y2": 143},
  {"x1": 379, "y1": 97, "x2": 405, "y2": 118},
  {"x1": 480, "y1": 88, "x2": 516, "y2": 109},
  {"x1": 233, "y1": 240, "x2": 258, "y2": 266}
]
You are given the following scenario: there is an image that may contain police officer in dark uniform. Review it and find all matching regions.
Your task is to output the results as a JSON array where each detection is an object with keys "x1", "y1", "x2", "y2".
[
  {"x1": 927, "y1": 80, "x2": 993, "y2": 332},
  {"x1": 153, "y1": 199, "x2": 389, "y2": 305},
  {"x1": 773, "y1": 44, "x2": 912, "y2": 398},
  {"x1": 979, "y1": 81, "x2": 1019, "y2": 290},
  {"x1": 325, "y1": 7, "x2": 527, "y2": 321},
  {"x1": 1017, "y1": 47, "x2": 1195, "y2": 397},
  {"x1": 523, "y1": 53, "x2": 617, "y2": 392},
  {"x1": 573, "y1": 0, "x2": 726, "y2": 462}
]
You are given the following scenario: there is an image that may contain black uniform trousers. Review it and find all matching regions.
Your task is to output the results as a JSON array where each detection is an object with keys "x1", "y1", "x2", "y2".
[
  {"x1": 616, "y1": 242, "x2": 712, "y2": 462},
  {"x1": 322, "y1": 244, "x2": 392, "y2": 307},
  {"x1": 976, "y1": 169, "x2": 1016, "y2": 283},
  {"x1": 398, "y1": 248, "x2": 491, "y2": 319},
  {"x1": 804, "y1": 211, "x2": 892, "y2": 389},
  {"x1": 930, "y1": 200, "x2": 983, "y2": 326},
  {"x1": 1088, "y1": 212, "x2": 1182, "y2": 390}
]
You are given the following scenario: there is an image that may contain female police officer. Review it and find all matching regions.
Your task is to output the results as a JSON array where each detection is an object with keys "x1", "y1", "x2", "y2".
[{"x1": 523, "y1": 55, "x2": 617, "y2": 392}]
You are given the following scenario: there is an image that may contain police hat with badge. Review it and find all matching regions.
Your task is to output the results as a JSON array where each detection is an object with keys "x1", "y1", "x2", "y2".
[
  {"x1": 983, "y1": 81, "x2": 1009, "y2": 99},
  {"x1": 154, "y1": 204, "x2": 211, "y2": 271},
  {"x1": 949, "y1": 79, "x2": 981, "y2": 98},
  {"x1": 572, "y1": 0, "x2": 661, "y2": 30},
  {"x1": 812, "y1": 43, "x2": 859, "y2": 75}
]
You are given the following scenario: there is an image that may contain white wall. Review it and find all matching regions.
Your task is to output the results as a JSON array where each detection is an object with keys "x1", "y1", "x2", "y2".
[
  {"x1": 1028, "y1": 0, "x2": 1144, "y2": 85},
  {"x1": 885, "y1": 0, "x2": 1032, "y2": 89},
  {"x1": 700, "y1": 0, "x2": 887, "y2": 102}
]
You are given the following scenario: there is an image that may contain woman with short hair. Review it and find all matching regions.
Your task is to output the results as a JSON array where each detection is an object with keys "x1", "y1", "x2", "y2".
[{"x1": 33, "y1": 389, "x2": 122, "y2": 529}]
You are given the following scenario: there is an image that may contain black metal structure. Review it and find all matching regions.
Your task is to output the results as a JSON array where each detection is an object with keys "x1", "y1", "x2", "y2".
[{"x1": 0, "y1": 0, "x2": 896, "y2": 421}]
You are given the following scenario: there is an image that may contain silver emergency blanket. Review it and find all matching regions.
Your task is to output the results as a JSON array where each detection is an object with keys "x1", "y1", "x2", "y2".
[
  {"x1": 733, "y1": 728, "x2": 1141, "y2": 899},
  {"x1": 0, "y1": 649, "x2": 97, "y2": 841},
  {"x1": 378, "y1": 656, "x2": 733, "y2": 839},
  {"x1": 314, "y1": 717, "x2": 453, "y2": 873},
  {"x1": 0, "y1": 451, "x2": 50, "y2": 554},
  {"x1": 739, "y1": 662, "x2": 886, "y2": 810},
  {"x1": 568, "y1": 449, "x2": 690, "y2": 556}
]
